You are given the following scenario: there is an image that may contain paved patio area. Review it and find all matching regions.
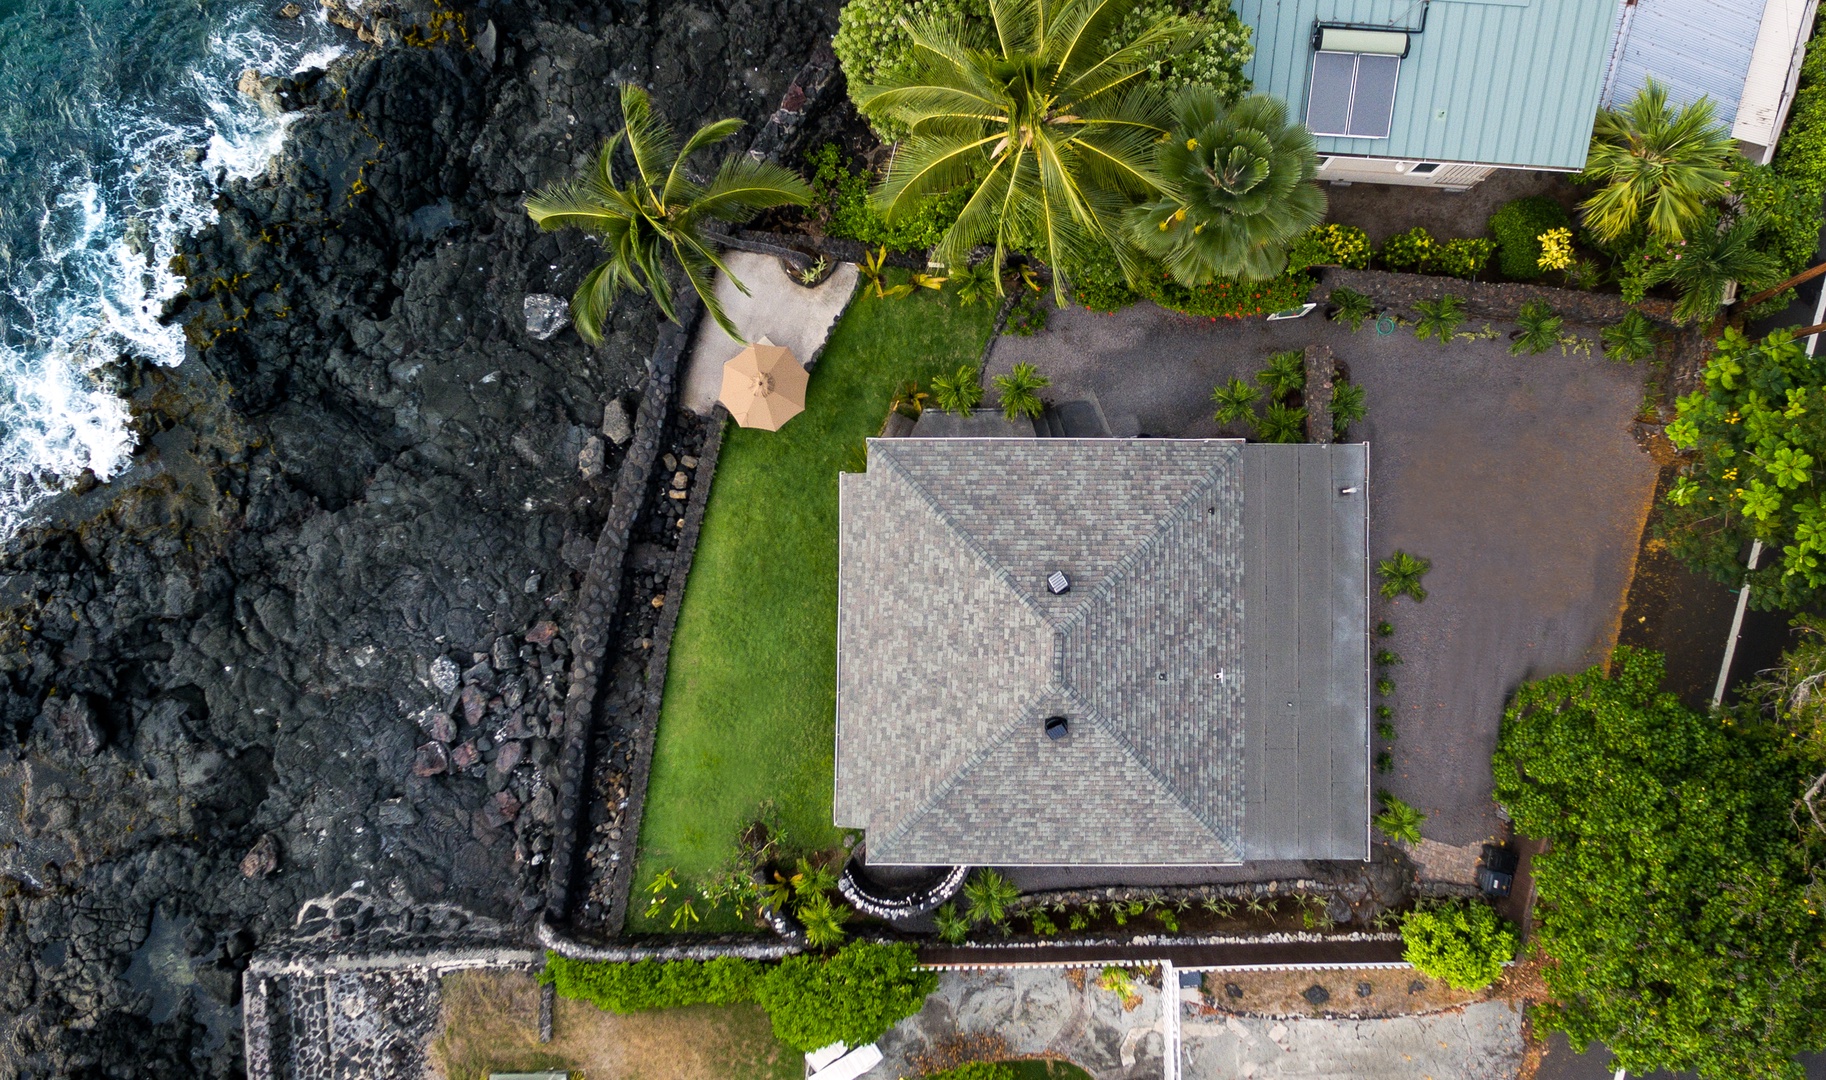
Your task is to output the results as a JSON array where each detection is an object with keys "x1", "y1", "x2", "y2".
[
  {"x1": 679, "y1": 250, "x2": 857, "y2": 416},
  {"x1": 987, "y1": 300, "x2": 1659, "y2": 849},
  {"x1": 1182, "y1": 1001, "x2": 1527, "y2": 1078}
]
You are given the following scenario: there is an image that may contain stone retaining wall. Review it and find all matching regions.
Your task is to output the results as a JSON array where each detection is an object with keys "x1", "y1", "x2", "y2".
[{"x1": 1317, "y1": 267, "x2": 1676, "y2": 328}]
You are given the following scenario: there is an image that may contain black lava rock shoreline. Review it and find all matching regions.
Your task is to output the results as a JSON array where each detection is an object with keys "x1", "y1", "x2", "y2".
[{"x1": 0, "y1": 0, "x2": 834, "y2": 1075}]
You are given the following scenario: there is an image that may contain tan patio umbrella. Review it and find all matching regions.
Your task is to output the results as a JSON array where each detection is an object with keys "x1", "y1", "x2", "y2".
[{"x1": 718, "y1": 341, "x2": 807, "y2": 430}]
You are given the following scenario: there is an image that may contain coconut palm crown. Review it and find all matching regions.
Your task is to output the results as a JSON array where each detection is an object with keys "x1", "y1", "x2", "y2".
[
  {"x1": 852, "y1": 0, "x2": 1198, "y2": 303},
  {"x1": 1579, "y1": 79, "x2": 1738, "y2": 244},
  {"x1": 1129, "y1": 90, "x2": 1325, "y2": 282},
  {"x1": 524, "y1": 85, "x2": 812, "y2": 343}
]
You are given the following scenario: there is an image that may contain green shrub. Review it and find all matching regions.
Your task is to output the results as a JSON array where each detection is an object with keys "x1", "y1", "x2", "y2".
[
  {"x1": 833, "y1": 0, "x2": 992, "y2": 142},
  {"x1": 1437, "y1": 237, "x2": 1497, "y2": 280},
  {"x1": 542, "y1": 943, "x2": 936, "y2": 1052},
  {"x1": 1064, "y1": 252, "x2": 1141, "y2": 311},
  {"x1": 1764, "y1": 19, "x2": 1826, "y2": 275},
  {"x1": 1400, "y1": 900, "x2": 1518, "y2": 991},
  {"x1": 1136, "y1": 268, "x2": 1314, "y2": 319},
  {"x1": 806, "y1": 143, "x2": 968, "y2": 252},
  {"x1": 754, "y1": 942, "x2": 938, "y2": 1051},
  {"x1": 541, "y1": 954, "x2": 761, "y2": 1012},
  {"x1": 925, "y1": 1065, "x2": 1019, "y2": 1080},
  {"x1": 1289, "y1": 223, "x2": 1371, "y2": 270},
  {"x1": 1489, "y1": 196, "x2": 1572, "y2": 280},
  {"x1": 1377, "y1": 227, "x2": 1440, "y2": 272},
  {"x1": 1003, "y1": 292, "x2": 1048, "y2": 336},
  {"x1": 1113, "y1": 0, "x2": 1253, "y2": 97}
]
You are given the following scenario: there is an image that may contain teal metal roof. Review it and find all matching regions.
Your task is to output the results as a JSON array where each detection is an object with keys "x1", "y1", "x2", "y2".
[{"x1": 1233, "y1": 0, "x2": 1618, "y2": 170}]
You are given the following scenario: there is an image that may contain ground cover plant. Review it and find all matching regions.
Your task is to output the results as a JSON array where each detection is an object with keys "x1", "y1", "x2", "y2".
[
  {"x1": 1494, "y1": 648, "x2": 1826, "y2": 1079},
  {"x1": 632, "y1": 274, "x2": 996, "y2": 930},
  {"x1": 1399, "y1": 900, "x2": 1516, "y2": 991},
  {"x1": 541, "y1": 942, "x2": 938, "y2": 1054},
  {"x1": 525, "y1": 85, "x2": 811, "y2": 342},
  {"x1": 1662, "y1": 327, "x2": 1826, "y2": 611}
]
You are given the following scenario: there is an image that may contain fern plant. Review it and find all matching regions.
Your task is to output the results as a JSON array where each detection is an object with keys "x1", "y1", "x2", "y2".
[
  {"x1": 1510, "y1": 299, "x2": 1563, "y2": 356},
  {"x1": 1601, "y1": 309, "x2": 1659, "y2": 363},
  {"x1": 1329, "y1": 286, "x2": 1377, "y2": 331},
  {"x1": 1412, "y1": 296, "x2": 1465, "y2": 344},
  {"x1": 992, "y1": 363, "x2": 1050, "y2": 421},
  {"x1": 931, "y1": 365, "x2": 985, "y2": 417},
  {"x1": 1377, "y1": 550, "x2": 1431, "y2": 601},
  {"x1": 1212, "y1": 376, "x2": 1259, "y2": 427}
]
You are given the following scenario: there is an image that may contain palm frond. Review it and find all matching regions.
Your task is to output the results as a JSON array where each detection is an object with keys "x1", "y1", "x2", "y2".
[
  {"x1": 692, "y1": 158, "x2": 814, "y2": 222},
  {"x1": 617, "y1": 84, "x2": 680, "y2": 197}
]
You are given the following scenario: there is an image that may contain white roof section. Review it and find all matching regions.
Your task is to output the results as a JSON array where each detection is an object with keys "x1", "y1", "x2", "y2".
[{"x1": 1601, "y1": 0, "x2": 1820, "y2": 157}]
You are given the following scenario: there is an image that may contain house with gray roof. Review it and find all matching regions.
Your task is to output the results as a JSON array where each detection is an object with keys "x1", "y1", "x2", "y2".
[{"x1": 833, "y1": 439, "x2": 1370, "y2": 867}]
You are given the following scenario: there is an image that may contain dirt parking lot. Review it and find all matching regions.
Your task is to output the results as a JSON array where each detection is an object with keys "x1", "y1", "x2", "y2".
[{"x1": 989, "y1": 298, "x2": 1659, "y2": 848}]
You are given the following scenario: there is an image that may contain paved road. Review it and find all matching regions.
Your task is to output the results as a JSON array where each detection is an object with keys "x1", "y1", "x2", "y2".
[{"x1": 989, "y1": 300, "x2": 1659, "y2": 848}]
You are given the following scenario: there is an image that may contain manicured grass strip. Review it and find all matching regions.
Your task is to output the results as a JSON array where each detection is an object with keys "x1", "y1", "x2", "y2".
[{"x1": 631, "y1": 278, "x2": 996, "y2": 931}]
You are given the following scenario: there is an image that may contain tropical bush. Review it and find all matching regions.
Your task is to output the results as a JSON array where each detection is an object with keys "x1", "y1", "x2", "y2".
[
  {"x1": 1510, "y1": 300, "x2": 1563, "y2": 356},
  {"x1": 1489, "y1": 196, "x2": 1572, "y2": 281},
  {"x1": 544, "y1": 944, "x2": 936, "y2": 1052},
  {"x1": 1256, "y1": 400, "x2": 1305, "y2": 443},
  {"x1": 1257, "y1": 349, "x2": 1305, "y2": 398},
  {"x1": 1004, "y1": 292, "x2": 1049, "y2": 336},
  {"x1": 1376, "y1": 226, "x2": 1440, "y2": 273},
  {"x1": 1762, "y1": 19, "x2": 1826, "y2": 274},
  {"x1": 1633, "y1": 212, "x2": 1783, "y2": 324},
  {"x1": 1580, "y1": 79, "x2": 1737, "y2": 244},
  {"x1": 949, "y1": 259, "x2": 999, "y2": 306},
  {"x1": 1372, "y1": 793, "x2": 1424, "y2": 844},
  {"x1": 962, "y1": 868, "x2": 1021, "y2": 925},
  {"x1": 832, "y1": 0, "x2": 993, "y2": 142},
  {"x1": 1436, "y1": 237, "x2": 1496, "y2": 280},
  {"x1": 525, "y1": 85, "x2": 813, "y2": 343},
  {"x1": 1663, "y1": 327, "x2": 1826, "y2": 610},
  {"x1": 934, "y1": 902, "x2": 971, "y2": 944},
  {"x1": 854, "y1": 0, "x2": 1197, "y2": 300},
  {"x1": 1288, "y1": 222, "x2": 1370, "y2": 270},
  {"x1": 1330, "y1": 381, "x2": 1366, "y2": 436},
  {"x1": 1212, "y1": 376, "x2": 1258, "y2": 427},
  {"x1": 1494, "y1": 648, "x2": 1826, "y2": 1079},
  {"x1": 1129, "y1": 91, "x2": 1325, "y2": 281},
  {"x1": 1115, "y1": 0, "x2": 1253, "y2": 97},
  {"x1": 1400, "y1": 901, "x2": 1517, "y2": 991},
  {"x1": 806, "y1": 143, "x2": 967, "y2": 252}
]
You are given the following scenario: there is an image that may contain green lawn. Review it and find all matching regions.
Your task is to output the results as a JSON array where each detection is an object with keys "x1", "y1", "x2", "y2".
[{"x1": 630, "y1": 276, "x2": 997, "y2": 932}]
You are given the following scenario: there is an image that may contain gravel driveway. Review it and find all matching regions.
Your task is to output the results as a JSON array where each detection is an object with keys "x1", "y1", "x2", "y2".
[{"x1": 988, "y1": 299, "x2": 1658, "y2": 848}]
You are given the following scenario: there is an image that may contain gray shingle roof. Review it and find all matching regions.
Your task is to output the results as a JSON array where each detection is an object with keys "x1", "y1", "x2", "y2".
[{"x1": 835, "y1": 439, "x2": 1367, "y2": 866}]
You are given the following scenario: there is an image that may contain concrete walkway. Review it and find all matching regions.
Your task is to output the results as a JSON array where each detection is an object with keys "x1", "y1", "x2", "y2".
[
  {"x1": 1181, "y1": 1001, "x2": 1527, "y2": 1079},
  {"x1": 988, "y1": 299, "x2": 1658, "y2": 850},
  {"x1": 679, "y1": 250, "x2": 857, "y2": 416}
]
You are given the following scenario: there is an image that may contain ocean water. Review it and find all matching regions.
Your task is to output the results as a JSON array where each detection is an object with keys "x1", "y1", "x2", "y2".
[{"x1": 0, "y1": 0, "x2": 347, "y2": 536}]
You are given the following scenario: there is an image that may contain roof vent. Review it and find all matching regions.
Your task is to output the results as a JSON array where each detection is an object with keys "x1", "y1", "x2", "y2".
[
  {"x1": 1047, "y1": 571, "x2": 1070, "y2": 595},
  {"x1": 1044, "y1": 715, "x2": 1069, "y2": 741}
]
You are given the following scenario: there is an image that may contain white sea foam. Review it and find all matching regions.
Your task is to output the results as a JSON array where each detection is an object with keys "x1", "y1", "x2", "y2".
[{"x1": 0, "y1": 6, "x2": 346, "y2": 539}]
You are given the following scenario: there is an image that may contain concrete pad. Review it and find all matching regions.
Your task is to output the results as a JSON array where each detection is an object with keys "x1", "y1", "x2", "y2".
[
  {"x1": 680, "y1": 251, "x2": 858, "y2": 416},
  {"x1": 865, "y1": 968, "x2": 1164, "y2": 1080},
  {"x1": 988, "y1": 300, "x2": 1658, "y2": 848},
  {"x1": 1181, "y1": 1001, "x2": 1526, "y2": 1079}
]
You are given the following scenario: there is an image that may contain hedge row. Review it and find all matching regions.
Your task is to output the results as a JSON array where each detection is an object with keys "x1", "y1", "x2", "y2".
[{"x1": 541, "y1": 942, "x2": 937, "y2": 1052}]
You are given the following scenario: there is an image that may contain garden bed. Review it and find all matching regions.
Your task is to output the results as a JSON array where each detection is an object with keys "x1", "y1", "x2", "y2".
[{"x1": 626, "y1": 275, "x2": 998, "y2": 933}]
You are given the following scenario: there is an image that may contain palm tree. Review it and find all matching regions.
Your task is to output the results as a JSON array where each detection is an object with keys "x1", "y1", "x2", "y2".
[
  {"x1": 1510, "y1": 300, "x2": 1563, "y2": 356},
  {"x1": 1373, "y1": 793, "x2": 1425, "y2": 845},
  {"x1": 962, "y1": 868, "x2": 1021, "y2": 926},
  {"x1": 934, "y1": 902, "x2": 971, "y2": 944},
  {"x1": 1648, "y1": 214, "x2": 1783, "y2": 324},
  {"x1": 1377, "y1": 550, "x2": 1431, "y2": 602},
  {"x1": 1329, "y1": 381, "x2": 1366, "y2": 435},
  {"x1": 1411, "y1": 295, "x2": 1464, "y2": 344},
  {"x1": 1256, "y1": 400, "x2": 1306, "y2": 444},
  {"x1": 993, "y1": 362, "x2": 1050, "y2": 421},
  {"x1": 1601, "y1": 309, "x2": 1660, "y2": 363},
  {"x1": 949, "y1": 259, "x2": 999, "y2": 306},
  {"x1": 794, "y1": 890, "x2": 851, "y2": 948},
  {"x1": 931, "y1": 364, "x2": 985, "y2": 416},
  {"x1": 1329, "y1": 286, "x2": 1376, "y2": 331},
  {"x1": 1210, "y1": 376, "x2": 1257, "y2": 426},
  {"x1": 1256, "y1": 350, "x2": 1306, "y2": 399},
  {"x1": 853, "y1": 0, "x2": 1196, "y2": 303},
  {"x1": 1129, "y1": 91, "x2": 1326, "y2": 282},
  {"x1": 1580, "y1": 80, "x2": 1737, "y2": 244},
  {"x1": 525, "y1": 85, "x2": 813, "y2": 343}
]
